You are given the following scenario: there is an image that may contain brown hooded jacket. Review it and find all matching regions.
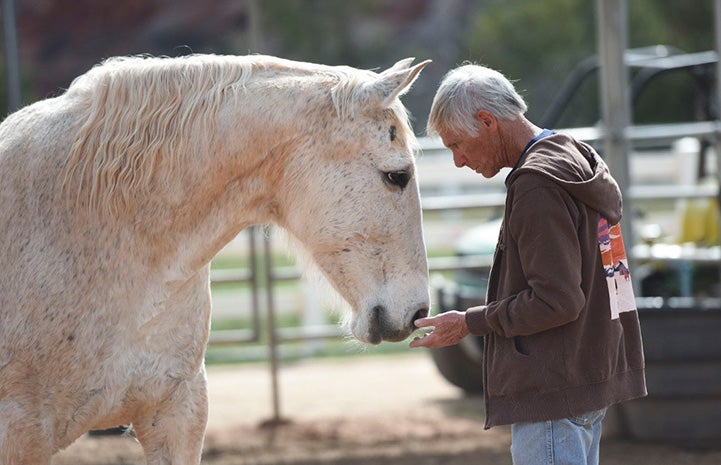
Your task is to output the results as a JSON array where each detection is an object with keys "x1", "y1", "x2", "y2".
[{"x1": 465, "y1": 132, "x2": 647, "y2": 428}]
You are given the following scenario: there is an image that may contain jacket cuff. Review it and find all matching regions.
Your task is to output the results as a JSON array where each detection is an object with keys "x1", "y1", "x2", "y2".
[{"x1": 465, "y1": 305, "x2": 492, "y2": 336}]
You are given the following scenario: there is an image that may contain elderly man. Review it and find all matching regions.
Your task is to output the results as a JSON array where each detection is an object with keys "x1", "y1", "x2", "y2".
[{"x1": 411, "y1": 64, "x2": 647, "y2": 465}]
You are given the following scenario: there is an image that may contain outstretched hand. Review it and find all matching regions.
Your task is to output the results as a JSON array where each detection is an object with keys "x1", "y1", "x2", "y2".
[{"x1": 409, "y1": 310, "x2": 470, "y2": 349}]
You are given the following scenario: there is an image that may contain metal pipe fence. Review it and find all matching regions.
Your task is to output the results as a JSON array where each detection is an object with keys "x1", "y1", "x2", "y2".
[
  {"x1": 207, "y1": 124, "x2": 720, "y2": 422},
  {"x1": 210, "y1": 124, "x2": 721, "y2": 346}
]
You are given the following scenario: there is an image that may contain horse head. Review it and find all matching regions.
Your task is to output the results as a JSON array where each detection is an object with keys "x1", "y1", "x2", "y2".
[{"x1": 275, "y1": 58, "x2": 432, "y2": 344}]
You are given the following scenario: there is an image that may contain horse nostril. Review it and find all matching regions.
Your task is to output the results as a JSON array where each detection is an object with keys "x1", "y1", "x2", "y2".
[
  {"x1": 372, "y1": 305, "x2": 384, "y2": 323},
  {"x1": 412, "y1": 307, "x2": 429, "y2": 323}
]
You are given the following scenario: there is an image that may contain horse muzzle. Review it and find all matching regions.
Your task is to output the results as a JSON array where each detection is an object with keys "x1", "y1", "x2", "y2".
[{"x1": 352, "y1": 304, "x2": 429, "y2": 345}]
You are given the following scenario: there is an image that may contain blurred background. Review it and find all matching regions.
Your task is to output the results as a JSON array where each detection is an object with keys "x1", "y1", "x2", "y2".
[
  {"x1": 4, "y1": 1, "x2": 721, "y2": 462},
  {"x1": 0, "y1": 0, "x2": 714, "y2": 131}
]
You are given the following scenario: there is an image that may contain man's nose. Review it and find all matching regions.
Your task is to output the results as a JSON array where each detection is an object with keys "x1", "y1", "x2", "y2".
[{"x1": 453, "y1": 151, "x2": 465, "y2": 168}]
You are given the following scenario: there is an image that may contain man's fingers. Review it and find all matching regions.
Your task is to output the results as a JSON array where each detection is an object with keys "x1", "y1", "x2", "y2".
[
  {"x1": 409, "y1": 328, "x2": 446, "y2": 348},
  {"x1": 409, "y1": 332, "x2": 434, "y2": 348},
  {"x1": 413, "y1": 316, "x2": 435, "y2": 328},
  {"x1": 410, "y1": 311, "x2": 469, "y2": 348}
]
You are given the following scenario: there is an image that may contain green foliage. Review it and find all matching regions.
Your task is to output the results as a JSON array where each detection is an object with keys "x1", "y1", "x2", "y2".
[
  {"x1": 464, "y1": 0, "x2": 596, "y2": 121},
  {"x1": 0, "y1": 56, "x2": 37, "y2": 117},
  {"x1": 463, "y1": 0, "x2": 715, "y2": 125},
  {"x1": 259, "y1": 0, "x2": 383, "y2": 65},
  {"x1": 629, "y1": 0, "x2": 713, "y2": 52}
]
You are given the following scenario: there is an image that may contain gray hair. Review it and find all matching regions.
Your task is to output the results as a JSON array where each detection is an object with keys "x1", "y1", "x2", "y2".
[{"x1": 426, "y1": 64, "x2": 527, "y2": 137}]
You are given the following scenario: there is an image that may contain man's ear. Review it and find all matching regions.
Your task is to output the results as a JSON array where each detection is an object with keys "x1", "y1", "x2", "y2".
[{"x1": 476, "y1": 110, "x2": 496, "y2": 129}]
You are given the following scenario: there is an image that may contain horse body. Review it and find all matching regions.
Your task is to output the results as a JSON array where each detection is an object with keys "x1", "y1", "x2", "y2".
[{"x1": 0, "y1": 55, "x2": 430, "y2": 464}]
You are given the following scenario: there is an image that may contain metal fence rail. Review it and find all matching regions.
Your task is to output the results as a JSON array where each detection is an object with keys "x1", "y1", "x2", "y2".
[
  {"x1": 205, "y1": 120, "x2": 721, "y2": 423},
  {"x1": 207, "y1": 124, "x2": 720, "y2": 367},
  {"x1": 209, "y1": 122, "x2": 721, "y2": 347}
]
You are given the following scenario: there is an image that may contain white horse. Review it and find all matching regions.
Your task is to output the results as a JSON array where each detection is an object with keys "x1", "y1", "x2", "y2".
[{"x1": 0, "y1": 54, "x2": 431, "y2": 464}]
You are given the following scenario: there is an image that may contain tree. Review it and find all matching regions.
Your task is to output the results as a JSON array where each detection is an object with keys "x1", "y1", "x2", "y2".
[{"x1": 463, "y1": 0, "x2": 714, "y2": 125}]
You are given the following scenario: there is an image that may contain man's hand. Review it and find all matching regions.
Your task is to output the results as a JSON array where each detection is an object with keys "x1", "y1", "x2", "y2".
[{"x1": 409, "y1": 311, "x2": 470, "y2": 349}]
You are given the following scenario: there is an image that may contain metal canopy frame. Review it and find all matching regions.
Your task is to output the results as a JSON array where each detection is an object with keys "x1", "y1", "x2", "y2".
[{"x1": 595, "y1": 0, "x2": 721, "y2": 293}]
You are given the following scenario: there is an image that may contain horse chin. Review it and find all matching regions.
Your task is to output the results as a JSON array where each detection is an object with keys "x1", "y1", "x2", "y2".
[
  {"x1": 349, "y1": 307, "x2": 419, "y2": 345},
  {"x1": 352, "y1": 327, "x2": 411, "y2": 346}
]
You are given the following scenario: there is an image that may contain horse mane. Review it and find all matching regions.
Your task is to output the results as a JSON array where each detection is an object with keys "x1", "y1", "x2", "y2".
[{"x1": 60, "y1": 54, "x2": 411, "y2": 214}]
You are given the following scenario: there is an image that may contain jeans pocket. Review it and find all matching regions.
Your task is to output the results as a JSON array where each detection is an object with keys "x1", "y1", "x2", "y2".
[{"x1": 569, "y1": 408, "x2": 607, "y2": 426}]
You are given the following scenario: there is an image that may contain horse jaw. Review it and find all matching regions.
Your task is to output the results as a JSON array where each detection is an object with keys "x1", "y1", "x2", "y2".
[
  {"x1": 283, "y1": 238, "x2": 430, "y2": 345},
  {"x1": 308, "y1": 237, "x2": 430, "y2": 345}
]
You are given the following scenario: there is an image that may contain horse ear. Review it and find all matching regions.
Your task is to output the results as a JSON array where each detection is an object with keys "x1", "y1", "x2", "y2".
[
  {"x1": 365, "y1": 59, "x2": 432, "y2": 108},
  {"x1": 380, "y1": 57, "x2": 416, "y2": 75}
]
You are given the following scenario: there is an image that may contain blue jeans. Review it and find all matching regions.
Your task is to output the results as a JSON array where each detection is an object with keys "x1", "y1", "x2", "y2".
[{"x1": 510, "y1": 408, "x2": 607, "y2": 465}]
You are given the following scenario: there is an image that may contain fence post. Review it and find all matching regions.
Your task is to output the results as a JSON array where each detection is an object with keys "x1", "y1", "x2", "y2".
[
  {"x1": 713, "y1": 0, "x2": 721, "y2": 295},
  {"x1": 1, "y1": 0, "x2": 21, "y2": 112},
  {"x1": 596, "y1": 0, "x2": 636, "y2": 288}
]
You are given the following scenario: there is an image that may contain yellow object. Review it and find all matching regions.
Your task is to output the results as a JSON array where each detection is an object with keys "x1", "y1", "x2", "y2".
[{"x1": 679, "y1": 198, "x2": 719, "y2": 245}]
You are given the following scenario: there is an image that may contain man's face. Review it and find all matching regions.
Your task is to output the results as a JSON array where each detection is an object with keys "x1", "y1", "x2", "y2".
[{"x1": 439, "y1": 121, "x2": 503, "y2": 179}]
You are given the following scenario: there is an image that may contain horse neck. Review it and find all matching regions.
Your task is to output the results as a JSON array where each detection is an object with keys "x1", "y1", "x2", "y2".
[
  {"x1": 93, "y1": 63, "x2": 326, "y2": 276},
  {"x1": 131, "y1": 132, "x2": 294, "y2": 276}
]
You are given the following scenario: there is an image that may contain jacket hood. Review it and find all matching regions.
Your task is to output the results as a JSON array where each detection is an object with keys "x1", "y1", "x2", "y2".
[{"x1": 506, "y1": 132, "x2": 623, "y2": 225}]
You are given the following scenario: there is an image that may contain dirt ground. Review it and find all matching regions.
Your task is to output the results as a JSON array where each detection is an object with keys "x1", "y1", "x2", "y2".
[{"x1": 54, "y1": 352, "x2": 721, "y2": 465}]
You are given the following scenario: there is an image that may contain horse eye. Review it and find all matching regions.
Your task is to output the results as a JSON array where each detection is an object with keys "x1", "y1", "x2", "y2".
[{"x1": 385, "y1": 170, "x2": 410, "y2": 189}]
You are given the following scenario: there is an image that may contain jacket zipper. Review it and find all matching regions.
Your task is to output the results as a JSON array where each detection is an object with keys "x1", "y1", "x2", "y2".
[{"x1": 483, "y1": 221, "x2": 504, "y2": 429}]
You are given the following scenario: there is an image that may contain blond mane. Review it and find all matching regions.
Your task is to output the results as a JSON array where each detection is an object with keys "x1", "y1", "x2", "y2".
[{"x1": 60, "y1": 54, "x2": 408, "y2": 214}]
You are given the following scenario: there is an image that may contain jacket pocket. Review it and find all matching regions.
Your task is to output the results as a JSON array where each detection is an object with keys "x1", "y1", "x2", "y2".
[
  {"x1": 485, "y1": 330, "x2": 568, "y2": 397},
  {"x1": 514, "y1": 336, "x2": 529, "y2": 356}
]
